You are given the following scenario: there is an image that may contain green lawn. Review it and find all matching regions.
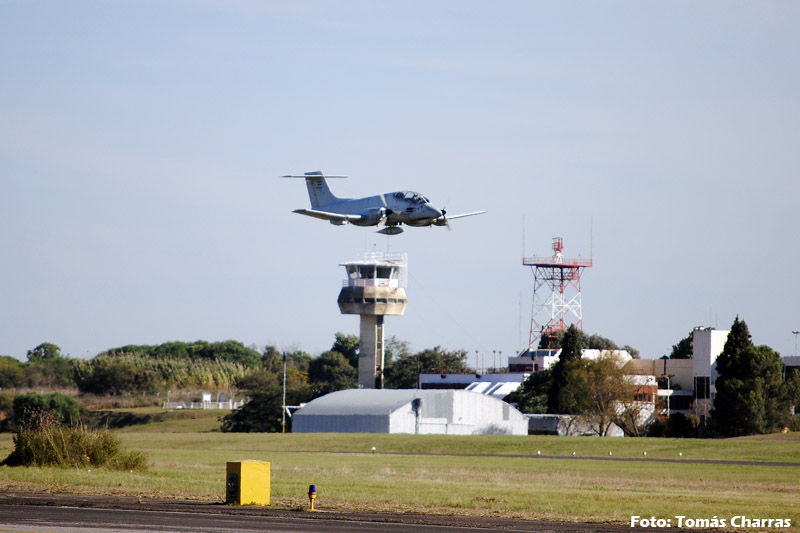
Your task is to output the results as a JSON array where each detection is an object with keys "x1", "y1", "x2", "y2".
[{"x1": 1, "y1": 408, "x2": 798, "y2": 529}]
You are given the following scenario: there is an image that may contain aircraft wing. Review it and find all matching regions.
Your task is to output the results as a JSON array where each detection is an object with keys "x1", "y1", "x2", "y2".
[
  {"x1": 292, "y1": 208, "x2": 364, "y2": 223},
  {"x1": 445, "y1": 210, "x2": 488, "y2": 220}
]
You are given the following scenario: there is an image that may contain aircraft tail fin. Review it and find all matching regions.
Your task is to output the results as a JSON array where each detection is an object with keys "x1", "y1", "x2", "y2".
[{"x1": 282, "y1": 171, "x2": 346, "y2": 208}]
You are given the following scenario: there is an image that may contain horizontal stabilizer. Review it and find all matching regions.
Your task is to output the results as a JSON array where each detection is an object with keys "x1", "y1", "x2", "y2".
[{"x1": 282, "y1": 171, "x2": 348, "y2": 179}]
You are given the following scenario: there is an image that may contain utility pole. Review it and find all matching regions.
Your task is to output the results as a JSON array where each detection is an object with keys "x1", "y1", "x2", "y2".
[{"x1": 281, "y1": 352, "x2": 287, "y2": 433}]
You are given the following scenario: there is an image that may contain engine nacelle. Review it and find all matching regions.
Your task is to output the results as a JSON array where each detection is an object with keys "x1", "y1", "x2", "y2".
[{"x1": 352, "y1": 207, "x2": 386, "y2": 227}]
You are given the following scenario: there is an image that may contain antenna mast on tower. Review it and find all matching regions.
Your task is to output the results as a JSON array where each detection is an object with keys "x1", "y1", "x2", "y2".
[{"x1": 523, "y1": 237, "x2": 592, "y2": 348}]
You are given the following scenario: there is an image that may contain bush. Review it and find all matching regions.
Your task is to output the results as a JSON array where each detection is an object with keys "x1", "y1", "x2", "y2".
[
  {"x1": 2, "y1": 411, "x2": 147, "y2": 470},
  {"x1": 11, "y1": 392, "x2": 80, "y2": 429},
  {"x1": 647, "y1": 412, "x2": 700, "y2": 438}
]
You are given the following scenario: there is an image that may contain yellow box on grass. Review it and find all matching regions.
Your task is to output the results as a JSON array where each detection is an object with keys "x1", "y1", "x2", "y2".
[{"x1": 226, "y1": 460, "x2": 270, "y2": 505}]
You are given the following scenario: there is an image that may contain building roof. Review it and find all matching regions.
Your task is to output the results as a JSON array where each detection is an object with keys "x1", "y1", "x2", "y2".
[{"x1": 296, "y1": 389, "x2": 438, "y2": 416}]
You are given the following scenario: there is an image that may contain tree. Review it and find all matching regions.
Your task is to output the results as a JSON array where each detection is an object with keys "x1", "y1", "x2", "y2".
[
  {"x1": 260, "y1": 345, "x2": 282, "y2": 373},
  {"x1": 712, "y1": 344, "x2": 790, "y2": 436},
  {"x1": 220, "y1": 385, "x2": 314, "y2": 433},
  {"x1": 785, "y1": 370, "x2": 800, "y2": 425},
  {"x1": 714, "y1": 316, "x2": 752, "y2": 378},
  {"x1": 384, "y1": 336, "x2": 410, "y2": 370},
  {"x1": 539, "y1": 329, "x2": 639, "y2": 358},
  {"x1": 668, "y1": 332, "x2": 693, "y2": 359},
  {"x1": 332, "y1": 333, "x2": 360, "y2": 369},
  {"x1": 621, "y1": 345, "x2": 640, "y2": 359},
  {"x1": 711, "y1": 317, "x2": 791, "y2": 436},
  {"x1": 506, "y1": 369, "x2": 551, "y2": 414},
  {"x1": 102, "y1": 340, "x2": 261, "y2": 367},
  {"x1": 222, "y1": 348, "x2": 314, "y2": 433},
  {"x1": 559, "y1": 353, "x2": 636, "y2": 436},
  {"x1": 647, "y1": 412, "x2": 700, "y2": 438},
  {"x1": 26, "y1": 343, "x2": 63, "y2": 362},
  {"x1": 221, "y1": 387, "x2": 285, "y2": 432},
  {"x1": 384, "y1": 347, "x2": 468, "y2": 389},
  {"x1": 548, "y1": 325, "x2": 582, "y2": 413},
  {"x1": 11, "y1": 392, "x2": 80, "y2": 428},
  {"x1": 307, "y1": 351, "x2": 357, "y2": 395},
  {"x1": 24, "y1": 343, "x2": 74, "y2": 388},
  {"x1": 234, "y1": 369, "x2": 279, "y2": 391},
  {"x1": 78, "y1": 358, "x2": 135, "y2": 395},
  {"x1": 0, "y1": 356, "x2": 25, "y2": 389}
]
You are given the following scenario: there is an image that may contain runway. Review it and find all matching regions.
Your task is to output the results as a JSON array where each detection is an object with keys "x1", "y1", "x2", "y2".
[{"x1": 0, "y1": 493, "x2": 672, "y2": 533}]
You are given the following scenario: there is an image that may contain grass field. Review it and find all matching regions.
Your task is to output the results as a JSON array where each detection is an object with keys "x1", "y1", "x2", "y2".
[{"x1": 1, "y1": 409, "x2": 798, "y2": 529}]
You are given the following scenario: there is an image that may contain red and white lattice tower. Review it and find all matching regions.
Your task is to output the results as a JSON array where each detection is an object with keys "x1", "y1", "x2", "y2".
[{"x1": 523, "y1": 237, "x2": 592, "y2": 348}]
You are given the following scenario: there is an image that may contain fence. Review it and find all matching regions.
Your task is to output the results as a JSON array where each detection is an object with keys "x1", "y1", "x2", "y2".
[{"x1": 162, "y1": 400, "x2": 245, "y2": 410}]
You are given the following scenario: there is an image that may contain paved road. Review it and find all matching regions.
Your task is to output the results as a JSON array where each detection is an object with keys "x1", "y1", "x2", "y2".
[{"x1": 0, "y1": 493, "x2": 673, "y2": 533}]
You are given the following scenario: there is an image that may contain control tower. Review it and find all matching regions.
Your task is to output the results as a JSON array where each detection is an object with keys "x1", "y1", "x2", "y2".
[{"x1": 338, "y1": 252, "x2": 408, "y2": 389}]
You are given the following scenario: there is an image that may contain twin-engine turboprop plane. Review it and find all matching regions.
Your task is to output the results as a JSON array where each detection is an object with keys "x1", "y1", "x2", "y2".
[{"x1": 283, "y1": 171, "x2": 486, "y2": 235}]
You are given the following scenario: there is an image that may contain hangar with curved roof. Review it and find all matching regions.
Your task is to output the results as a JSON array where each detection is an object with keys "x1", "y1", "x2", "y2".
[{"x1": 292, "y1": 389, "x2": 527, "y2": 435}]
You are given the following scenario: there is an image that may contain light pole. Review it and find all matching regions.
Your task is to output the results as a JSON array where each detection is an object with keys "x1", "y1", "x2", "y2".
[{"x1": 281, "y1": 352, "x2": 287, "y2": 433}]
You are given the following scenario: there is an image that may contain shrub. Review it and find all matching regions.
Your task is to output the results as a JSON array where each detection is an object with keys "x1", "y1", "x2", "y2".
[
  {"x1": 647, "y1": 412, "x2": 700, "y2": 438},
  {"x1": 2, "y1": 411, "x2": 147, "y2": 470}
]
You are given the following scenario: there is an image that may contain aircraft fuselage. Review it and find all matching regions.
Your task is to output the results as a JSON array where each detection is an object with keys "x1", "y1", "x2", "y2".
[{"x1": 318, "y1": 192, "x2": 443, "y2": 227}]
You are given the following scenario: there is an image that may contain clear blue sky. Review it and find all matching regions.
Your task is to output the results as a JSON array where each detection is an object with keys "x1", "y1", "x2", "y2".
[{"x1": 2, "y1": 2, "x2": 799, "y2": 365}]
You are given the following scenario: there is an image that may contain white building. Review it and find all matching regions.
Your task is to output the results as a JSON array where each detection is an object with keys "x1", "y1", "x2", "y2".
[
  {"x1": 692, "y1": 327, "x2": 729, "y2": 418},
  {"x1": 509, "y1": 348, "x2": 632, "y2": 373},
  {"x1": 292, "y1": 389, "x2": 528, "y2": 435},
  {"x1": 417, "y1": 372, "x2": 528, "y2": 401}
]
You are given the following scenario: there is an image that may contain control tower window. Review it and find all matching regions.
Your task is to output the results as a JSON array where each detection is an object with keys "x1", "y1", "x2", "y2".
[{"x1": 358, "y1": 266, "x2": 376, "y2": 278}]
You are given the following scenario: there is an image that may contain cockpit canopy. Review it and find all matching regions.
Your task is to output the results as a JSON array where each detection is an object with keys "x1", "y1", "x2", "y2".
[{"x1": 393, "y1": 191, "x2": 430, "y2": 204}]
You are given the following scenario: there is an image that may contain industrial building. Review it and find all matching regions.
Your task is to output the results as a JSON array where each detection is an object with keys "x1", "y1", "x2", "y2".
[{"x1": 292, "y1": 388, "x2": 528, "y2": 435}]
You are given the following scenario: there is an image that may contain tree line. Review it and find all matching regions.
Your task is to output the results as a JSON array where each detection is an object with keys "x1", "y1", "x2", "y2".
[
  {"x1": 3, "y1": 319, "x2": 796, "y2": 438},
  {"x1": 0, "y1": 335, "x2": 473, "y2": 433}
]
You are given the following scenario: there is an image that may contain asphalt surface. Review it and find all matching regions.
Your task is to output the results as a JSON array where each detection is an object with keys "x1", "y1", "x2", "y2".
[{"x1": 0, "y1": 492, "x2": 675, "y2": 533}]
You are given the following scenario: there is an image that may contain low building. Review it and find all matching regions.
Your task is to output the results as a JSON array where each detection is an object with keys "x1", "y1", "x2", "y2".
[
  {"x1": 626, "y1": 358, "x2": 695, "y2": 414},
  {"x1": 526, "y1": 414, "x2": 624, "y2": 437},
  {"x1": 418, "y1": 372, "x2": 528, "y2": 401},
  {"x1": 292, "y1": 388, "x2": 528, "y2": 435}
]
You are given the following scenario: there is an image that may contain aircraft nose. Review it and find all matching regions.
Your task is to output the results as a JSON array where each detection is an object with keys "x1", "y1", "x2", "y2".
[{"x1": 429, "y1": 206, "x2": 443, "y2": 218}]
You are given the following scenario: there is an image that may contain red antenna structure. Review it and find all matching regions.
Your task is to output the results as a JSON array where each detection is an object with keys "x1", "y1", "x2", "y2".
[{"x1": 523, "y1": 237, "x2": 592, "y2": 348}]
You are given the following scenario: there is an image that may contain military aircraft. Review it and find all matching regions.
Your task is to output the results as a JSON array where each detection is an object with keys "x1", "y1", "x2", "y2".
[{"x1": 283, "y1": 171, "x2": 486, "y2": 235}]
